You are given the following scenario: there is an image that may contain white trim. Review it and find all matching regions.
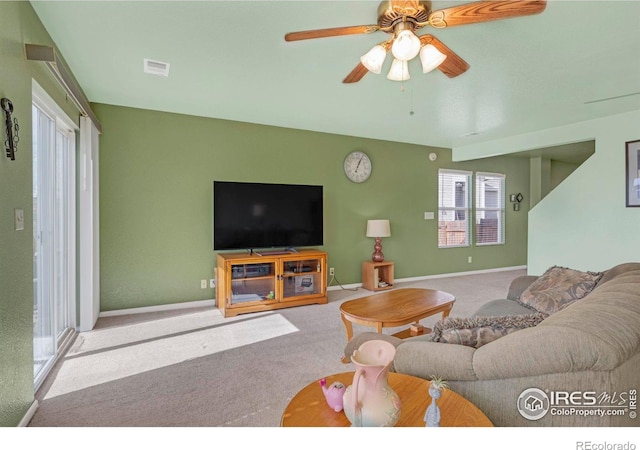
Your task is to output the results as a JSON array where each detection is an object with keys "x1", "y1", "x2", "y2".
[
  {"x1": 476, "y1": 171, "x2": 507, "y2": 179},
  {"x1": 32, "y1": 80, "x2": 77, "y2": 132},
  {"x1": 395, "y1": 265, "x2": 527, "y2": 284},
  {"x1": 100, "y1": 266, "x2": 528, "y2": 314},
  {"x1": 328, "y1": 282, "x2": 361, "y2": 291},
  {"x1": 327, "y1": 265, "x2": 527, "y2": 291},
  {"x1": 438, "y1": 168, "x2": 473, "y2": 176},
  {"x1": 99, "y1": 299, "x2": 216, "y2": 317},
  {"x1": 17, "y1": 400, "x2": 39, "y2": 427}
]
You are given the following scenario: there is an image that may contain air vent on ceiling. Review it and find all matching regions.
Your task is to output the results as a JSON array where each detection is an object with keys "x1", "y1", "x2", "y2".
[{"x1": 143, "y1": 59, "x2": 170, "y2": 77}]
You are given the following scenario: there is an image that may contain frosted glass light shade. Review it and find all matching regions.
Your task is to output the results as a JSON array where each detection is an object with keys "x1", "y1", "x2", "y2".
[
  {"x1": 366, "y1": 219, "x2": 391, "y2": 238},
  {"x1": 360, "y1": 45, "x2": 387, "y2": 74},
  {"x1": 419, "y1": 44, "x2": 447, "y2": 73},
  {"x1": 387, "y1": 58, "x2": 410, "y2": 81},
  {"x1": 391, "y1": 30, "x2": 421, "y2": 61}
]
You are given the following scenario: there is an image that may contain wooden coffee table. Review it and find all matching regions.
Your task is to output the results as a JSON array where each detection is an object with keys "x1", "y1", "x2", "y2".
[
  {"x1": 339, "y1": 288, "x2": 455, "y2": 343},
  {"x1": 281, "y1": 371, "x2": 493, "y2": 427}
]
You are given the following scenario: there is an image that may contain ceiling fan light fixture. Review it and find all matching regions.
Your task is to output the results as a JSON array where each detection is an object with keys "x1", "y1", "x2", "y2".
[
  {"x1": 419, "y1": 44, "x2": 447, "y2": 73},
  {"x1": 391, "y1": 30, "x2": 421, "y2": 61},
  {"x1": 360, "y1": 45, "x2": 387, "y2": 74},
  {"x1": 387, "y1": 58, "x2": 410, "y2": 81}
]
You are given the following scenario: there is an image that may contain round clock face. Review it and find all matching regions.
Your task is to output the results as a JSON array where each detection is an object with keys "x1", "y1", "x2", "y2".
[{"x1": 343, "y1": 151, "x2": 372, "y2": 183}]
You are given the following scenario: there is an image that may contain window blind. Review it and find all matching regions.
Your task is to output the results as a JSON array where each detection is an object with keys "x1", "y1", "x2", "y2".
[
  {"x1": 438, "y1": 169, "x2": 472, "y2": 248},
  {"x1": 475, "y1": 172, "x2": 505, "y2": 245}
]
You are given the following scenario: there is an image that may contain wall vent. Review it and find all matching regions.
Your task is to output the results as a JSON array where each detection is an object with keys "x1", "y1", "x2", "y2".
[{"x1": 143, "y1": 59, "x2": 170, "y2": 77}]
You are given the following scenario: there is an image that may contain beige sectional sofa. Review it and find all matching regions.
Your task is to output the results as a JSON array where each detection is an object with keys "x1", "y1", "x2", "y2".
[{"x1": 345, "y1": 263, "x2": 640, "y2": 426}]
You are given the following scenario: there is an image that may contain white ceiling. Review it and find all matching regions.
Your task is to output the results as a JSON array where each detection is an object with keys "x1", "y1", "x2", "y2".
[{"x1": 30, "y1": 0, "x2": 640, "y2": 149}]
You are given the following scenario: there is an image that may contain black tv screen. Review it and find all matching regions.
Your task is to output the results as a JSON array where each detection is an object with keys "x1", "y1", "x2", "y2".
[{"x1": 213, "y1": 181, "x2": 323, "y2": 251}]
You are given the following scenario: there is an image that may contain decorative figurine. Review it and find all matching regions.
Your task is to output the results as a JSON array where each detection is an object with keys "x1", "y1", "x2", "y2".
[
  {"x1": 319, "y1": 378, "x2": 346, "y2": 412},
  {"x1": 425, "y1": 377, "x2": 448, "y2": 427}
]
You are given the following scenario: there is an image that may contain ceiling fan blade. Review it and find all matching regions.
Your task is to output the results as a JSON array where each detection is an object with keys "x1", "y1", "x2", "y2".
[
  {"x1": 427, "y1": 1, "x2": 547, "y2": 28},
  {"x1": 343, "y1": 62, "x2": 369, "y2": 84},
  {"x1": 285, "y1": 25, "x2": 379, "y2": 42},
  {"x1": 419, "y1": 35, "x2": 469, "y2": 78}
]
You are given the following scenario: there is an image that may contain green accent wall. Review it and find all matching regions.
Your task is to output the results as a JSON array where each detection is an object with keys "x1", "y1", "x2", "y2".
[
  {"x1": 0, "y1": 1, "x2": 81, "y2": 427},
  {"x1": 95, "y1": 103, "x2": 531, "y2": 312}
]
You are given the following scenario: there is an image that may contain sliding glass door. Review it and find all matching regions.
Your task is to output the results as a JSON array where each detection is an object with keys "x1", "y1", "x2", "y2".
[{"x1": 32, "y1": 85, "x2": 77, "y2": 390}]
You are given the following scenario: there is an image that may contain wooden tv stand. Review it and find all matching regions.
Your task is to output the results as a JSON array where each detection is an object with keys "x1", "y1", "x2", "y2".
[{"x1": 216, "y1": 249, "x2": 327, "y2": 317}]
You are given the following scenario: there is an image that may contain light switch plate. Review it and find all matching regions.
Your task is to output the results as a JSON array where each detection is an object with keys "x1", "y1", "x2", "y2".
[{"x1": 14, "y1": 208, "x2": 24, "y2": 231}]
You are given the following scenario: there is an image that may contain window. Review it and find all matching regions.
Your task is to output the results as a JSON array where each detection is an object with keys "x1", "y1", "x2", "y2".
[
  {"x1": 32, "y1": 81, "x2": 77, "y2": 390},
  {"x1": 475, "y1": 172, "x2": 505, "y2": 245},
  {"x1": 438, "y1": 169, "x2": 472, "y2": 247}
]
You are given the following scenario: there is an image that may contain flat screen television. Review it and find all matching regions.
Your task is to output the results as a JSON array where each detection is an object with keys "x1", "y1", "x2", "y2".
[{"x1": 213, "y1": 181, "x2": 323, "y2": 251}]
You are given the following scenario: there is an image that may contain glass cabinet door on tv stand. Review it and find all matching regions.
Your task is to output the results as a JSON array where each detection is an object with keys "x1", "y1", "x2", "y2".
[
  {"x1": 281, "y1": 255, "x2": 325, "y2": 302},
  {"x1": 229, "y1": 260, "x2": 278, "y2": 306},
  {"x1": 216, "y1": 250, "x2": 328, "y2": 318}
]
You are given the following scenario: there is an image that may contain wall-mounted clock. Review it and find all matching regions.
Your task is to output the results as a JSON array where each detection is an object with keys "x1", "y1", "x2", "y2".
[{"x1": 343, "y1": 151, "x2": 372, "y2": 183}]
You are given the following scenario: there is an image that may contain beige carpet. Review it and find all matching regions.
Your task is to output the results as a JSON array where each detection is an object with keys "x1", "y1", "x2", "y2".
[{"x1": 29, "y1": 268, "x2": 525, "y2": 427}]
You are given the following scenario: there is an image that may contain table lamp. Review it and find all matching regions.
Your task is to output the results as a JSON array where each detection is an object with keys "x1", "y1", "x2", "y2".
[{"x1": 366, "y1": 219, "x2": 391, "y2": 262}]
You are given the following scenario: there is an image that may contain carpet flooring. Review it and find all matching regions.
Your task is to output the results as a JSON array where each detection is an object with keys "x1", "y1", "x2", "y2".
[{"x1": 29, "y1": 268, "x2": 525, "y2": 427}]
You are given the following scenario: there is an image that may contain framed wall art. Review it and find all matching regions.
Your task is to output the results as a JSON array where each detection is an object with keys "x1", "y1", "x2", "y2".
[{"x1": 626, "y1": 140, "x2": 640, "y2": 207}]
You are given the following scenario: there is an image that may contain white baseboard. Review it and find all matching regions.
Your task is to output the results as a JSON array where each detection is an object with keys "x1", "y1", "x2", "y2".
[
  {"x1": 18, "y1": 400, "x2": 38, "y2": 427},
  {"x1": 100, "y1": 299, "x2": 216, "y2": 318},
  {"x1": 327, "y1": 265, "x2": 527, "y2": 291},
  {"x1": 396, "y1": 265, "x2": 528, "y2": 284},
  {"x1": 327, "y1": 282, "x2": 361, "y2": 291},
  {"x1": 100, "y1": 266, "x2": 527, "y2": 315}
]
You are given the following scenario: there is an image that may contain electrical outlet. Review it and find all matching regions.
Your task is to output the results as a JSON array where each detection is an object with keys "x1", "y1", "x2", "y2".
[
  {"x1": 329, "y1": 267, "x2": 335, "y2": 276},
  {"x1": 210, "y1": 278, "x2": 216, "y2": 288},
  {"x1": 200, "y1": 279, "x2": 207, "y2": 289},
  {"x1": 468, "y1": 256, "x2": 473, "y2": 264}
]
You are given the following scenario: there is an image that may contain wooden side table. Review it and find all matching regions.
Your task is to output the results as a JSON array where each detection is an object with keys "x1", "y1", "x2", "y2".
[
  {"x1": 281, "y1": 372, "x2": 493, "y2": 427},
  {"x1": 362, "y1": 260, "x2": 394, "y2": 291}
]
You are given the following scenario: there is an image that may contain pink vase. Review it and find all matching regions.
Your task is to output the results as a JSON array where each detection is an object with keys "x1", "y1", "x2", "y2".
[{"x1": 343, "y1": 340, "x2": 401, "y2": 427}]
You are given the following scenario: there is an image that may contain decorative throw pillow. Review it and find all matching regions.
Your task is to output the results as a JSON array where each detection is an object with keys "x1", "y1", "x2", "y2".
[
  {"x1": 517, "y1": 265, "x2": 603, "y2": 315},
  {"x1": 431, "y1": 313, "x2": 547, "y2": 348}
]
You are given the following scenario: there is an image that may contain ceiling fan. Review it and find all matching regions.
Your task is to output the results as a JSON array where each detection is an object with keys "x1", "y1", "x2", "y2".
[{"x1": 285, "y1": 0, "x2": 547, "y2": 83}]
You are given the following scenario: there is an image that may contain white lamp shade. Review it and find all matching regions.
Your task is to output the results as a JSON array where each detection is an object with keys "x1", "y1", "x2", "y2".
[
  {"x1": 366, "y1": 219, "x2": 391, "y2": 238},
  {"x1": 419, "y1": 44, "x2": 447, "y2": 73},
  {"x1": 387, "y1": 58, "x2": 410, "y2": 81},
  {"x1": 360, "y1": 45, "x2": 387, "y2": 74},
  {"x1": 391, "y1": 30, "x2": 421, "y2": 61}
]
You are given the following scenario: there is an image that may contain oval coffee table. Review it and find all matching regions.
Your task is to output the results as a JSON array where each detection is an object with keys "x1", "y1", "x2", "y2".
[
  {"x1": 340, "y1": 288, "x2": 455, "y2": 342},
  {"x1": 281, "y1": 371, "x2": 493, "y2": 427}
]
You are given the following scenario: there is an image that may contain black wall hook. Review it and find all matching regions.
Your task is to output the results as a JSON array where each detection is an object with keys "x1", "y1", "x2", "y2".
[{"x1": 2, "y1": 97, "x2": 19, "y2": 160}]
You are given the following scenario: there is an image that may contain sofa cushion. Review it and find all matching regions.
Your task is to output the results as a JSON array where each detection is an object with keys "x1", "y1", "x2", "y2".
[
  {"x1": 597, "y1": 262, "x2": 640, "y2": 286},
  {"x1": 474, "y1": 298, "x2": 538, "y2": 317},
  {"x1": 431, "y1": 313, "x2": 547, "y2": 348},
  {"x1": 517, "y1": 266, "x2": 603, "y2": 315}
]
